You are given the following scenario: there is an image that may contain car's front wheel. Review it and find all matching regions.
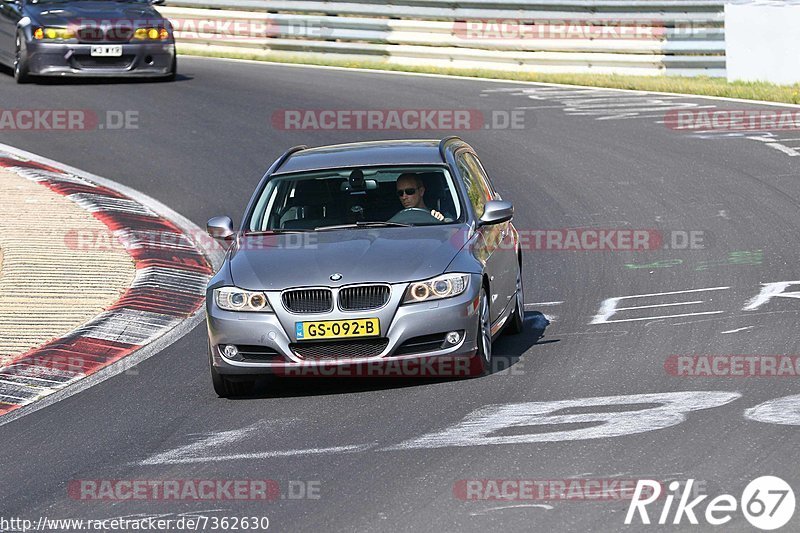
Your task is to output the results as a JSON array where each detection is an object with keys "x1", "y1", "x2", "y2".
[
  {"x1": 504, "y1": 265, "x2": 524, "y2": 335},
  {"x1": 209, "y1": 344, "x2": 255, "y2": 397},
  {"x1": 470, "y1": 286, "x2": 492, "y2": 376},
  {"x1": 14, "y1": 34, "x2": 31, "y2": 84}
]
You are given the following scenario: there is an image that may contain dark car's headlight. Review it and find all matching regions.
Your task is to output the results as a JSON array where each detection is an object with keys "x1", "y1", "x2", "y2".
[
  {"x1": 33, "y1": 27, "x2": 76, "y2": 41},
  {"x1": 402, "y1": 273, "x2": 470, "y2": 304},
  {"x1": 133, "y1": 27, "x2": 170, "y2": 41},
  {"x1": 214, "y1": 287, "x2": 272, "y2": 312}
]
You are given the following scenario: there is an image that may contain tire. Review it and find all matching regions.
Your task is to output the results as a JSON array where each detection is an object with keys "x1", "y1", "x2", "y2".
[
  {"x1": 14, "y1": 34, "x2": 31, "y2": 84},
  {"x1": 504, "y1": 263, "x2": 524, "y2": 335},
  {"x1": 470, "y1": 286, "x2": 492, "y2": 376},
  {"x1": 209, "y1": 344, "x2": 254, "y2": 397}
]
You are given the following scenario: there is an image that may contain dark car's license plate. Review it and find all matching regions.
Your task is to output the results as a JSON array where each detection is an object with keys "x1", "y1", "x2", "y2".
[{"x1": 91, "y1": 45, "x2": 122, "y2": 57}]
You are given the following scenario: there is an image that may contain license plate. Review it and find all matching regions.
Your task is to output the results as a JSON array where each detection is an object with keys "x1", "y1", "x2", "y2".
[
  {"x1": 295, "y1": 318, "x2": 379, "y2": 340},
  {"x1": 91, "y1": 45, "x2": 122, "y2": 57}
]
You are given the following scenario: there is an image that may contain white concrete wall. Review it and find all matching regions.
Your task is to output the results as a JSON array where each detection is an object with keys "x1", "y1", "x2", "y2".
[{"x1": 726, "y1": 2, "x2": 800, "y2": 85}]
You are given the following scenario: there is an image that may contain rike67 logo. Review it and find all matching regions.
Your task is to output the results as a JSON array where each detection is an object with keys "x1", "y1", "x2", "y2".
[{"x1": 625, "y1": 476, "x2": 795, "y2": 530}]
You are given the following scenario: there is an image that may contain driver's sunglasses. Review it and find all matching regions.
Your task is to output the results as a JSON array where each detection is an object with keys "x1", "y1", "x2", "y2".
[{"x1": 396, "y1": 187, "x2": 418, "y2": 197}]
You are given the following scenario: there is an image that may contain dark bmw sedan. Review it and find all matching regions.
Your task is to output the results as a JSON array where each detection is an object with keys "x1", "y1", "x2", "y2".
[
  {"x1": 205, "y1": 137, "x2": 525, "y2": 397},
  {"x1": 0, "y1": 0, "x2": 175, "y2": 82}
]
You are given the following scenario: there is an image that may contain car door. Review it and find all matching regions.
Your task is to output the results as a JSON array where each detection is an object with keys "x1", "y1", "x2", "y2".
[
  {"x1": 464, "y1": 152, "x2": 518, "y2": 312},
  {"x1": 462, "y1": 152, "x2": 518, "y2": 318},
  {"x1": 0, "y1": 0, "x2": 22, "y2": 65},
  {"x1": 454, "y1": 150, "x2": 506, "y2": 326}
]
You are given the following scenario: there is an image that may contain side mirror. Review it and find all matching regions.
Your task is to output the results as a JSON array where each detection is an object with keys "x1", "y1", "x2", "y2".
[
  {"x1": 207, "y1": 216, "x2": 234, "y2": 239},
  {"x1": 478, "y1": 200, "x2": 513, "y2": 226}
]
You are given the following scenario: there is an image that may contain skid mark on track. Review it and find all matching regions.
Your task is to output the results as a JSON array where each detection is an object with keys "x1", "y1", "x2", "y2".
[
  {"x1": 143, "y1": 444, "x2": 378, "y2": 465},
  {"x1": 484, "y1": 86, "x2": 800, "y2": 158},
  {"x1": 469, "y1": 504, "x2": 554, "y2": 515},
  {"x1": 137, "y1": 418, "x2": 376, "y2": 465},
  {"x1": 721, "y1": 326, "x2": 755, "y2": 334}
]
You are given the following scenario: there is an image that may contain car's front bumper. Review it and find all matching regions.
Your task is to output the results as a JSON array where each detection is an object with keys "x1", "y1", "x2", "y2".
[
  {"x1": 207, "y1": 274, "x2": 483, "y2": 377},
  {"x1": 26, "y1": 41, "x2": 174, "y2": 77}
]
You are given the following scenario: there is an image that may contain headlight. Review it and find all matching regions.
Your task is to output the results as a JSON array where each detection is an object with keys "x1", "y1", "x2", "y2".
[
  {"x1": 402, "y1": 273, "x2": 470, "y2": 304},
  {"x1": 133, "y1": 27, "x2": 170, "y2": 40},
  {"x1": 214, "y1": 287, "x2": 272, "y2": 312},
  {"x1": 33, "y1": 27, "x2": 75, "y2": 40}
]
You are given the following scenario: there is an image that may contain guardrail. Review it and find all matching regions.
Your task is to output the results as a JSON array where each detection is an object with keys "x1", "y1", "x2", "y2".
[{"x1": 161, "y1": 0, "x2": 726, "y2": 77}]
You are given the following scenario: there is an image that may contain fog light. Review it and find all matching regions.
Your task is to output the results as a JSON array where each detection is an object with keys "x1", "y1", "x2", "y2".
[
  {"x1": 445, "y1": 331, "x2": 462, "y2": 345},
  {"x1": 222, "y1": 344, "x2": 239, "y2": 358}
]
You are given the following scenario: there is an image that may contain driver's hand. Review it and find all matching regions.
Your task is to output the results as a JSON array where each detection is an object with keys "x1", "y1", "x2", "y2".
[{"x1": 431, "y1": 210, "x2": 444, "y2": 221}]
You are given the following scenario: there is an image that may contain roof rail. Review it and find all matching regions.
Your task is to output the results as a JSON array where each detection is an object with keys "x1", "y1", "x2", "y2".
[
  {"x1": 438, "y1": 136, "x2": 462, "y2": 160},
  {"x1": 272, "y1": 145, "x2": 308, "y2": 174}
]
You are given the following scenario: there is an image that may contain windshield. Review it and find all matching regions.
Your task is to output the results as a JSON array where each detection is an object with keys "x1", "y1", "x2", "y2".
[{"x1": 247, "y1": 166, "x2": 463, "y2": 232}]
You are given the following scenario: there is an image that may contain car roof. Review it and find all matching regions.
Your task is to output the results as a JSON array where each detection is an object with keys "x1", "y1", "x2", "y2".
[{"x1": 274, "y1": 140, "x2": 447, "y2": 175}]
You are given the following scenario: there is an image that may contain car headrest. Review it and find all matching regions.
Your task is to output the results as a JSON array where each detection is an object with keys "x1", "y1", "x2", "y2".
[{"x1": 291, "y1": 179, "x2": 332, "y2": 206}]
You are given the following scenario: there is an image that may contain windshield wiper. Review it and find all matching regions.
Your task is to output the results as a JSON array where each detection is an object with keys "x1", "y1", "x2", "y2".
[
  {"x1": 355, "y1": 221, "x2": 413, "y2": 228},
  {"x1": 244, "y1": 229, "x2": 310, "y2": 235},
  {"x1": 314, "y1": 221, "x2": 412, "y2": 231}
]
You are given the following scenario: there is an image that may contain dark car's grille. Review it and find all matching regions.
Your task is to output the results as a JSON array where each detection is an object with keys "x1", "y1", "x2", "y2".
[
  {"x1": 290, "y1": 338, "x2": 389, "y2": 360},
  {"x1": 105, "y1": 26, "x2": 134, "y2": 42},
  {"x1": 77, "y1": 27, "x2": 103, "y2": 42},
  {"x1": 77, "y1": 26, "x2": 133, "y2": 43},
  {"x1": 338, "y1": 284, "x2": 390, "y2": 311},
  {"x1": 73, "y1": 55, "x2": 135, "y2": 70},
  {"x1": 282, "y1": 288, "x2": 333, "y2": 314}
]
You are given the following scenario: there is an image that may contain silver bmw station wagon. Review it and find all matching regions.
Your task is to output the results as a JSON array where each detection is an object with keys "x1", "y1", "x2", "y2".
[{"x1": 205, "y1": 137, "x2": 523, "y2": 397}]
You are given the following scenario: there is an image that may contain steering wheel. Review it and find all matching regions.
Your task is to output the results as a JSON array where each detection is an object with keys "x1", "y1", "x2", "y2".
[{"x1": 388, "y1": 207, "x2": 441, "y2": 224}]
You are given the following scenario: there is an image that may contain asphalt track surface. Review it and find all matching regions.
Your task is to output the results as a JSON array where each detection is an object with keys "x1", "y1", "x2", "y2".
[{"x1": 1, "y1": 58, "x2": 800, "y2": 532}]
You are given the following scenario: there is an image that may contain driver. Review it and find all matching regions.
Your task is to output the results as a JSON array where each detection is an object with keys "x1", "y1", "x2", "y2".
[{"x1": 396, "y1": 173, "x2": 444, "y2": 221}]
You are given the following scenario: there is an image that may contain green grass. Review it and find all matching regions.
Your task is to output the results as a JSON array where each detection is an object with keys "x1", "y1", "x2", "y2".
[{"x1": 179, "y1": 47, "x2": 800, "y2": 105}]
